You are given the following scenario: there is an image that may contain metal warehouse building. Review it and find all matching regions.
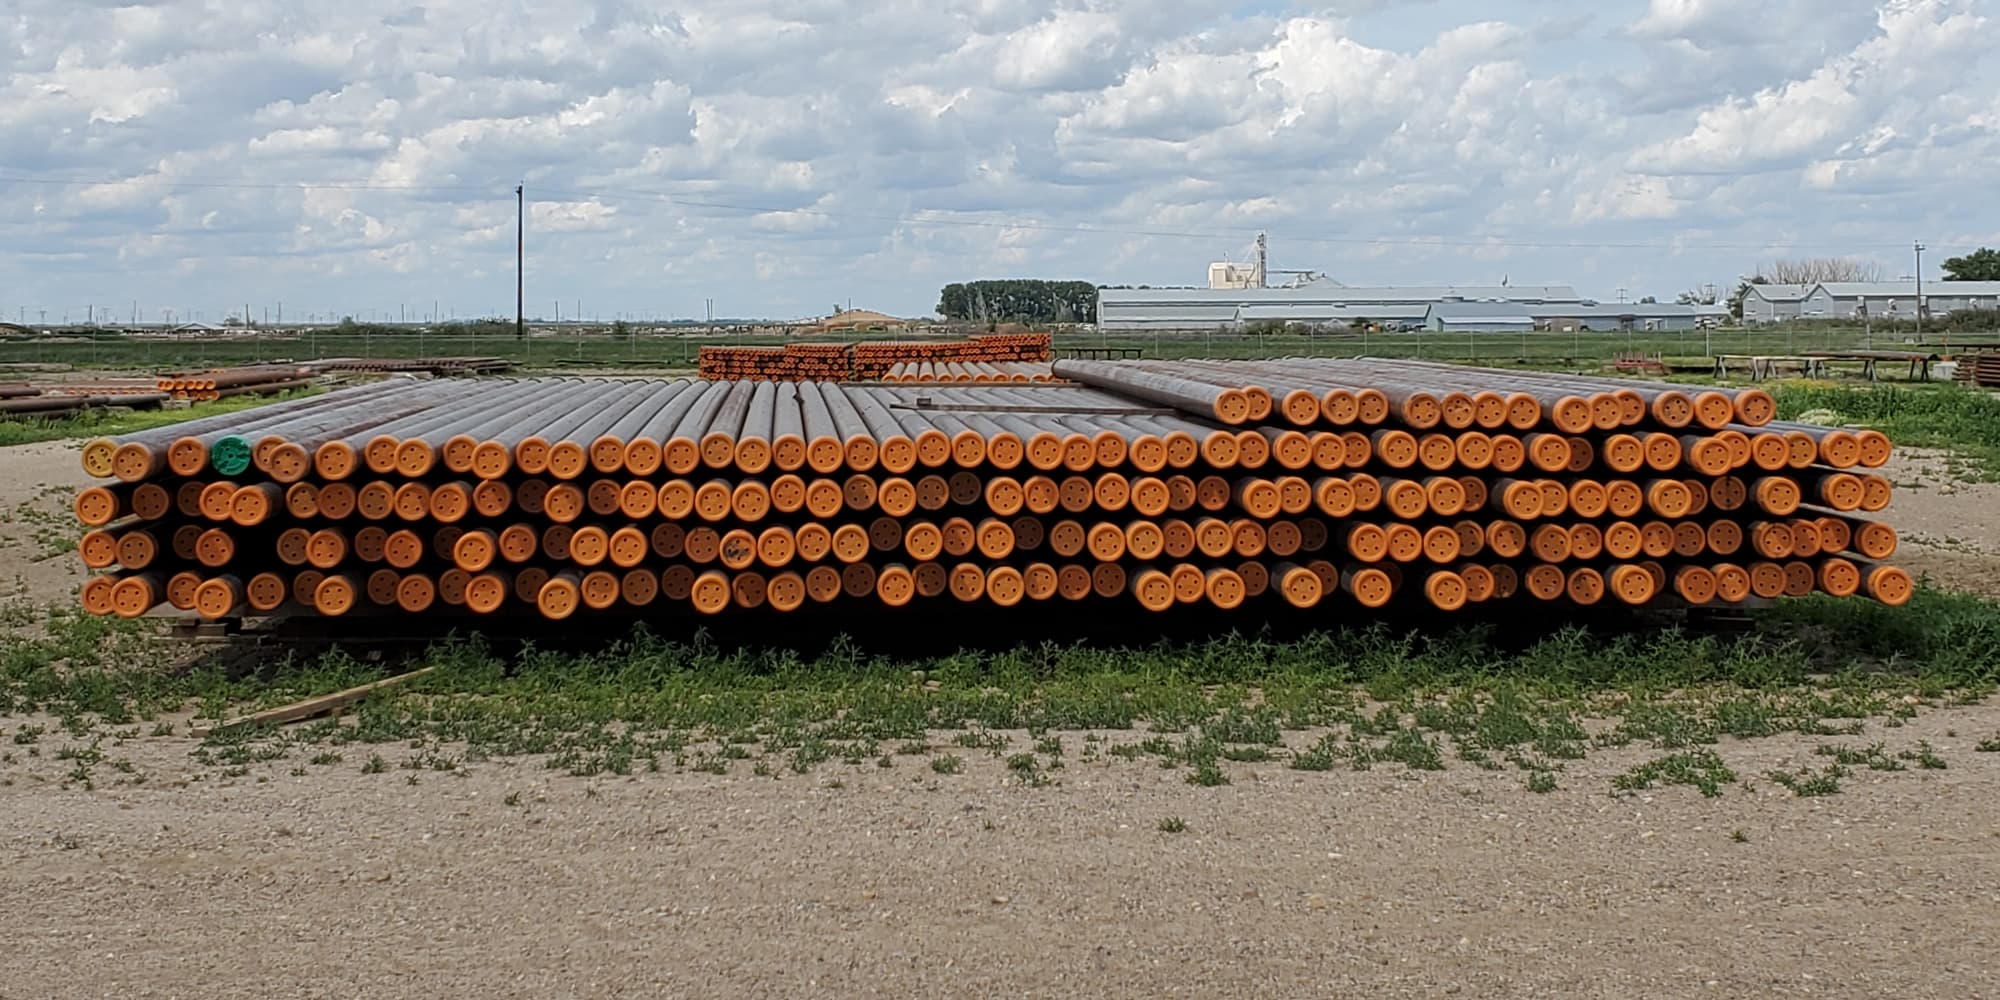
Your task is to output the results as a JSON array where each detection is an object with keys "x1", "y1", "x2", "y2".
[
  {"x1": 1096, "y1": 282, "x2": 1584, "y2": 332},
  {"x1": 1739, "y1": 285, "x2": 1814, "y2": 324},
  {"x1": 1534, "y1": 303, "x2": 1723, "y2": 332},
  {"x1": 1423, "y1": 302, "x2": 1535, "y2": 333},
  {"x1": 1801, "y1": 281, "x2": 2000, "y2": 320}
]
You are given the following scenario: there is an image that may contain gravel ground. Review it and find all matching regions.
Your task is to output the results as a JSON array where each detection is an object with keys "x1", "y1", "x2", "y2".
[
  {"x1": 0, "y1": 442, "x2": 91, "y2": 609},
  {"x1": 3, "y1": 434, "x2": 1999, "y2": 999}
]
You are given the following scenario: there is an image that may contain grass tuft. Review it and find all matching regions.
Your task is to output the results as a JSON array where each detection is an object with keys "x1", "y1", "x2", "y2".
[{"x1": 1612, "y1": 750, "x2": 1737, "y2": 798}]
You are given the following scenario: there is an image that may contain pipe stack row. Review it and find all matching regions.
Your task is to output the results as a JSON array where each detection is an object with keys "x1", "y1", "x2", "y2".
[
  {"x1": 315, "y1": 357, "x2": 514, "y2": 376},
  {"x1": 1050, "y1": 357, "x2": 1912, "y2": 610},
  {"x1": 1958, "y1": 352, "x2": 2000, "y2": 388},
  {"x1": 157, "y1": 364, "x2": 314, "y2": 402},
  {"x1": 2, "y1": 390, "x2": 170, "y2": 416},
  {"x1": 881, "y1": 361, "x2": 1060, "y2": 383},
  {"x1": 697, "y1": 334, "x2": 1053, "y2": 382},
  {"x1": 848, "y1": 333, "x2": 1052, "y2": 377},
  {"x1": 69, "y1": 358, "x2": 1912, "y2": 626}
]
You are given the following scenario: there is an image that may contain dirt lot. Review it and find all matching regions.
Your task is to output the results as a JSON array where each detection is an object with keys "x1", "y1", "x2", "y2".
[
  {"x1": 4, "y1": 708, "x2": 2000, "y2": 1000},
  {"x1": 4, "y1": 439, "x2": 2000, "y2": 999}
]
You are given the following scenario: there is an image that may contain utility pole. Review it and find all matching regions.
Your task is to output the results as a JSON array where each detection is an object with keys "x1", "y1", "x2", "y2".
[
  {"x1": 1914, "y1": 240, "x2": 1927, "y2": 345},
  {"x1": 524, "y1": 184, "x2": 532, "y2": 344}
]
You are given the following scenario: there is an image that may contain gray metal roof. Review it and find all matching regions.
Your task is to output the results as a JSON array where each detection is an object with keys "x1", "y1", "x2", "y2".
[
  {"x1": 1425, "y1": 302, "x2": 1535, "y2": 323},
  {"x1": 1098, "y1": 284, "x2": 1582, "y2": 306},
  {"x1": 1741, "y1": 284, "x2": 1813, "y2": 302},
  {"x1": 1532, "y1": 303, "x2": 1699, "y2": 319},
  {"x1": 1817, "y1": 281, "x2": 2000, "y2": 297}
]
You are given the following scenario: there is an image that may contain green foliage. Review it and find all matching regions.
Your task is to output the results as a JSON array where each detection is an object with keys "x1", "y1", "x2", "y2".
[
  {"x1": 1729, "y1": 277, "x2": 1766, "y2": 321},
  {"x1": 4, "y1": 588, "x2": 1998, "y2": 797},
  {"x1": 1900, "y1": 741, "x2": 1947, "y2": 770},
  {"x1": 1612, "y1": 750, "x2": 1737, "y2": 797},
  {"x1": 1772, "y1": 384, "x2": 2000, "y2": 481},
  {"x1": 1814, "y1": 743, "x2": 1903, "y2": 771},
  {"x1": 1942, "y1": 247, "x2": 2000, "y2": 282},
  {"x1": 1157, "y1": 816, "x2": 1187, "y2": 833},
  {"x1": 936, "y1": 280, "x2": 1097, "y2": 323},
  {"x1": 1767, "y1": 763, "x2": 1846, "y2": 797}
]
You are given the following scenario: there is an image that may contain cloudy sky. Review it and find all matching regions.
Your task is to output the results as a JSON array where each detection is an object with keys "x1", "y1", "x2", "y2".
[{"x1": 4, "y1": 0, "x2": 1996, "y2": 324}]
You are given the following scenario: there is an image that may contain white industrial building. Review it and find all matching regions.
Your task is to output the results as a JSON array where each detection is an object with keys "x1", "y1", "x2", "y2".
[
  {"x1": 1423, "y1": 302, "x2": 1535, "y2": 333},
  {"x1": 1536, "y1": 303, "x2": 1725, "y2": 332},
  {"x1": 1738, "y1": 285, "x2": 1813, "y2": 324},
  {"x1": 1096, "y1": 281, "x2": 1585, "y2": 332},
  {"x1": 1800, "y1": 281, "x2": 2000, "y2": 320},
  {"x1": 1743, "y1": 280, "x2": 2000, "y2": 323}
]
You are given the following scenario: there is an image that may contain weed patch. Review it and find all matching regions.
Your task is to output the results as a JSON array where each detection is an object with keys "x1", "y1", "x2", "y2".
[{"x1": 1612, "y1": 751, "x2": 1737, "y2": 798}]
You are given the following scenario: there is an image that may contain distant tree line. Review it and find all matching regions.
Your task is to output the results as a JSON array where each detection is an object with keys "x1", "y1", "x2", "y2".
[
  {"x1": 1944, "y1": 247, "x2": 2000, "y2": 281},
  {"x1": 937, "y1": 281, "x2": 1097, "y2": 324}
]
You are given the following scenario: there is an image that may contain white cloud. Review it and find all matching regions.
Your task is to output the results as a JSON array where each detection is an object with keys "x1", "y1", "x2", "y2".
[
  {"x1": 1632, "y1": 0, "x2": 1992, "y2": 175},
  {"x1": 1, "y1": 0, "x2": 1996, "y2": 319}
]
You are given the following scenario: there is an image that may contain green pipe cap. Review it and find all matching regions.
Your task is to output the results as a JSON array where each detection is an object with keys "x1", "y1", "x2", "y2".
[{"x1": 210, "y1": 436, "x2": 252, "y2": 476}]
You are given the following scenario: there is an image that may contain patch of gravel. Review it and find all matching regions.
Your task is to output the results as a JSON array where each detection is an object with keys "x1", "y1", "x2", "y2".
[{"x1": 4, "y1": 704, "x2": 1999, "y2": 998}]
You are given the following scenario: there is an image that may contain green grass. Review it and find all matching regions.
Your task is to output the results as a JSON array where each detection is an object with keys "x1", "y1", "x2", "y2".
[
  {"x1": 1767, "y1": 763, "x2": 1847, "y2": 797},
  {"x1": 1, "y1": 588, "x2": 1995, "y2": 793},
  {"x1": 1773, "y1": 383, "x2": 2000, "y2": 479},
  {"x1": 1612, "y1": 750, "x2": 1738, "y2": 798},
  {"x1": 0, "y1": 322, "x2": 1932, "y2": 372},
  {"x1": 0, "y1": 389, "x2": 322, "y2": 446}
]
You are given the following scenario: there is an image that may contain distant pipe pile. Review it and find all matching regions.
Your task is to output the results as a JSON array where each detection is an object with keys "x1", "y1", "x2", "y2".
[
  {"x1": 71, "y1": 358, "x2": 1911, "y2": 624},
  {"x1": 698, "y1": 333, "x2": 1052, "y2": 381},
  {"x1": 156, "y1": 364, "x2": 315, "y2": 402},
  {"x1": 313, "y1": 357, "x2": 515, "y2": 376}
]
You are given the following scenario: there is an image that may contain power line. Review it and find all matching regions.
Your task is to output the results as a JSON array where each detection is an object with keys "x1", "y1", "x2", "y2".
[
  {"x1": 0, "y1": 173, "x2": 503, "y2": 195},
  {"x1": 0, "y1": 169, "x2": 1925, "y2": 252}
]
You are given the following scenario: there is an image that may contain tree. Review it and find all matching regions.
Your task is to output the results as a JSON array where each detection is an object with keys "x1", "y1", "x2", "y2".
[
  {"x1": 1639, "y1": 296, "x2": 1657, "y2": 304},
  {"x1": 1942, "y1": 247, "x2": 2000, "y2": 281},
  {"x1": 937, "y1": 280, "x2": 1098, "y2": 324},
  {"x1": 1676, "y1": 287, "x2": 1720, "y2": 306},
  {"x1": 1757, "y1": 258, "x2": 1883, "y2": 284},
  {"x1": 1727, "y1": 277, "x2": 1767, "y2": 322}
]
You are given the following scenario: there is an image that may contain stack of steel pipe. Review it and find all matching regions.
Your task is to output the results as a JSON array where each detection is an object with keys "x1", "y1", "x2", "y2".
[
  {"x1": 70, "y1": 358, "x2": 1911, "y2": 626},
  {"x1": 1959, "y1": 352, "x2": 2000, "y2": 388},
  {"x1": 698, "y1": 334, "x2": 1053, "y2": 382},
  {"x1": 698, "y1": 343, "x2": 852, "y2": 381},
  {"x1": 1049, "y1": 357, "x2": 1912, "y2": 610},
  {"x1": 313, "y1": 357, "x2": 515, "y2": 376},
  {"x1": 2, "y1": 390, "x2": 171, "y2": 416},
  {"x1": 883, "y1": 361, "x2": 1060, "y2": 383},
  {"x1": 157, "y1": 364, "x2": 314, "y2": 401},
  {"x1": 849, "y1": 333, "x2": 1052, "y2": 378}
]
